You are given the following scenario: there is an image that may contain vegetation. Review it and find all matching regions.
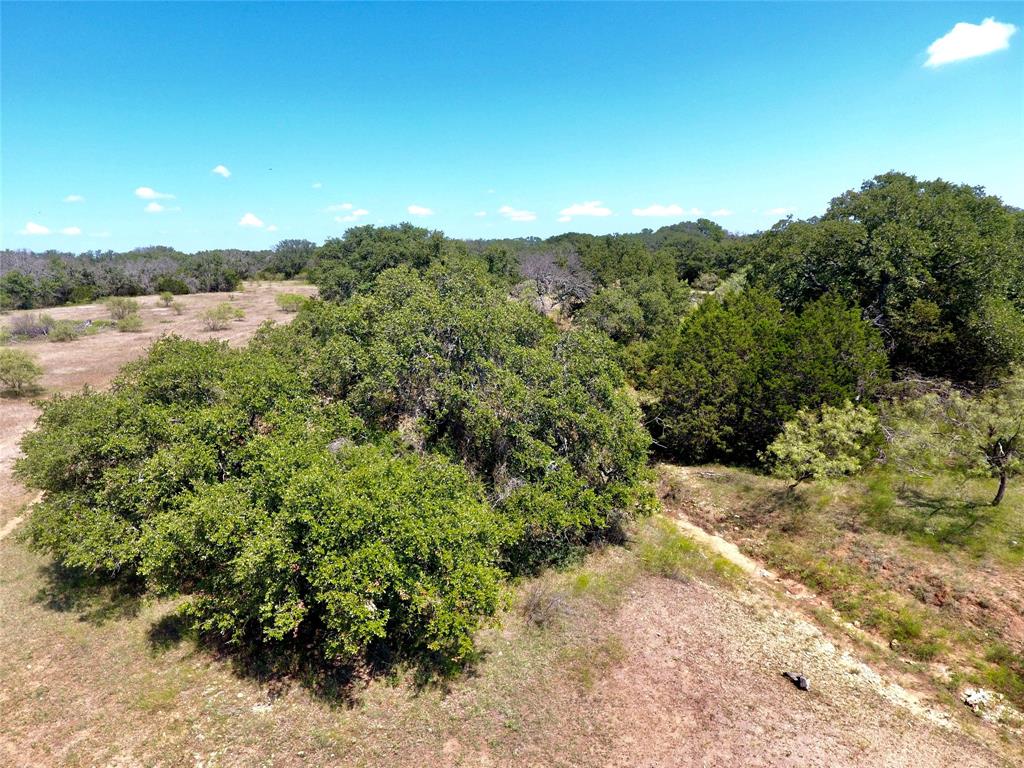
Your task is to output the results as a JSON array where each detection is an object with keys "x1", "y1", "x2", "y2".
[
  {"x1": 750, "y1": 172, "x2": 1024, "y2": 381},
  {"x1": 0, "y1": 348, "x2": 43, "y2": 394},
  {"x1": 764, "y1": 401, "x2": 879, "y2": 488},
  {"x1": 18, "y1": 265, "x2": 651, "y2": 667},
  {"x1": 649, "y1": 289, "x2": 888, "y2": 464},
  {"x1": 105, "y1": 297, "x2": 140, "y2": 320},
  {"x1": 117, "y1": 314, "x2": 144, "y2": 333},
  {"x1": 200, "y1": 302, "x2": 244, "y2": 330},
  {"x1": 275, "y1": 293, "x2": 307, "y2": 313}
]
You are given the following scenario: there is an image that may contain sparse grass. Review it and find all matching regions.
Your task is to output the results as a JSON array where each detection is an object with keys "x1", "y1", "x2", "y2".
[
  {"x1": 632, "y1": 516, "x2": 744, "y2": 584},
  {"x1": 562, "y1": 635, "x2": 628, "y2": 690}
]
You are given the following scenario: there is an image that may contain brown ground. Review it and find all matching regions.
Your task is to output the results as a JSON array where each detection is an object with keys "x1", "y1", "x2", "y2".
[{"x1": 0, "y1": 285, "x2": 1017, "y2": 766}]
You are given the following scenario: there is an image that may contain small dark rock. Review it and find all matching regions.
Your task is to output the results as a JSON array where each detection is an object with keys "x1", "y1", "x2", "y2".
[{"x1": 782, "y1": 671, "x2": 810, "y2": 691}]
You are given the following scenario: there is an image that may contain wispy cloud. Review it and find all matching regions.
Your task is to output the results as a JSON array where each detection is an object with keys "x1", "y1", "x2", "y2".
[
  {"x1": 557, "y1": 215, "x2": 571, "y2": 223},
  {"x1": 499, "y1": 205, "x2": 536, "y2": 222},
  {"x1": 19, "y1": 221, "x2": 50, "y2": 235},
  {"x1": 559, "y1": 201, "x2": 612, "y2": 221},
  {"x1": 145, "y1": 202, "x2": 165, "y2": 213},
  {"x1": 766, "y1": 206, "x2": 796, "y2": 216},
  {"x1": 407, "y1": 204, "x2": 434, "y2": 216},
  {"x1": 326, "y1": 203, "x2": 354, "y2": 212},
  {"x1": 633, "y1": 204, "x2": 681, "y2": 217},
  {"x1": 312, "y1": 181, "x2": 323, "y2": 189},
  {"x1": 474, "y1": 211, "x2": 487, "y2": 218},
  {"x1": 64, "y1": 194, "x2": 85, "y2": 203},
  {"x1": 925, "y1": 17, "x2": 1017, "y2": 67},
  {"x1": 238, "y1": 212, "x2": 265, "y2": 228},
  {"x1": 710, "y1": 208, "x2": 734, "y2": 217},
  {"x1": 211, "y1": 164, "x2": 231, "y2": 178},
  {"x1": 266, "y1": 224, "x2": 279, "y2": 232},
  {"x1": 135, "y1": 186, "x2": 174, "y2": 200},
  {"x1": 335, "y1": 208, "x2": 369, "y2": 223},
  {"x1": 61, "y1": 226, "x2": 82, "y2": 235}
]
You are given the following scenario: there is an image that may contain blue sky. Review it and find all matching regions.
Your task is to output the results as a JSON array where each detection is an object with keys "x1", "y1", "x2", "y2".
[{"x1": 2, "y1": 2, "x2": 1021, "y2": 252}]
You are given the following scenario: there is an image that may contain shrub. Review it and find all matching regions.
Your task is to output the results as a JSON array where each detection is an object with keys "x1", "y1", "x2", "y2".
[
  {"x1": 0, "y1": 327, "x2": 10, "y2": 345},
  {"x1": 9, "y1": 312, "x2": 56, "y2": 339},
  {"x1": 651, "y1": 289, "x2": 888, "y2": 464},
  {"x1": 117, "y1": 315, "x2": 144, "y2": 333},
  {"x1": 763, "y1": 401, "x2": 880, "y2": 488},
  {"x1": 170, "y1": 300, "x2": 185, "y2": 315},
  {"x1": 158, "y1": 292, "x2": 175, "y2": 307},
  {"x1": 201, "y1": 303, "x2": 244, "y2": 330},
  {"x1": 48, "y1": 320, "x2": 81, "y2": 342},
  {"x1": 19, "y1": 267, "x2": 652, "y2": 667},
  {"x1": 0, "y1": 348, "x2": 43, "y2": 394},
  {"x1": 275, "y1": 293, "x2": 307, "y2": 313},
  {"x1": 105, "y1": 297, "x2": 140, "y2": 320}
]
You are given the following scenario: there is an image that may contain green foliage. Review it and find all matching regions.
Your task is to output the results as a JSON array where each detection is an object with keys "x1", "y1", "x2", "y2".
[
  {"x1": 158, "y1": 291, "x2": 175, "y2": 307},
  {"x1": 48, "y1": 320, "x2": 81, "y2": 342},
  {"x1": 764, "y1": 401, "x2": 880, "y2": 487},
  {"x1": 750, "y1": 172, "x2": 1024, "y2": 380},
  {"x1": 271, "y1": 239, "x2": 316, "y2": 278},
  {"x1": 0, "y1": 348, "x2": 43, "y2": 394},
  {"x1": 651, "y1": 289, "x2": 888, "y2": 464},
  {"x1": 19, "y1": 266, "x2": 651, "y2": 667},
  {"x1": 200, "y1": 302, "x2": 244, "y2": 330},
  {"x1": 8, "y1": 312, "x2": 57, "y2": 339},
  {"x1": 310, "y1": 224, "x2": 448, "y2": 300},
  {"x1": 105, "y1": 297, "x2": 140, "y2": 320},
  {"x1": 275, "y1": 293, "x2": 307, "y2": 313},
  {"x1": 884, "y1": 369, "x2": 1024, "y2": 505},
  {"x1": 117, "y1": 314, "x2": 144, "y2": 333}
]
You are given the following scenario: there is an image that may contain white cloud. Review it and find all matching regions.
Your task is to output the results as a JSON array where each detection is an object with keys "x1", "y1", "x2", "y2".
[
  {"x1": 499, "y1": 205, "x2": 537, "y2": 222},
  {"x1": 266, "y1": 224, "x2": 279, "y2": 232},
  {"x1": 60, "y1": 226, "x2": 82, "y2": 235},
  {"x1": 557, "y1": 215, "x2": 571, "y2": 223},
  {"x1": 632, "y1": 203, "x2": 684, "y2": 217},
  {"x1": 407, "y1": 204, "x2": 434, "y2": 216},
  {"x1": 559, "y1": 201, "x2": 612, "y2": 220},
  {"x1": 64, "y1": 194, "x2": 85, "y2": 203},
  {"x1": 710, "y1": 208, "x2": 734, "y2": 217},
  {"x1": 326, "y1": 202, "x2": 354, "y2": 212},
  {"x1": 474, "y1": 211, "x2": 487, "y2": 218},
  {"x1": 238, "y1": 212, "x2": 265, "y2": 228},
  {"x1": 335, "y1": 208, "x2": 369, "y2": 223},
  {"x1": 145, "y1": 202, "x2": 165, "y2": 213},
  {"x1": 135, "y1": 186, "x2": 174, "y2": 200},
  {"x1": 19, "y1": 221, "x2": 50, "y2": 235},
  {"x1": 766, "y1": 206, "x2": 796, "y2": 216},
  {"x1": 925, "y1": 18, "x2": 1017, "y2": 67},
  {"x1": 211, "y1": 164, "x2": 231, "y2": 178},
  {"x1": 312, "y1": 181, "x2": 323, "y2": 189}
]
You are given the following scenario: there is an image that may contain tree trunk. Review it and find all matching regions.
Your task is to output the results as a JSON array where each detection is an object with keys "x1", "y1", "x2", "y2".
[{"x1": 992, "y1": 471, "x2": 1008, "y2": 507}]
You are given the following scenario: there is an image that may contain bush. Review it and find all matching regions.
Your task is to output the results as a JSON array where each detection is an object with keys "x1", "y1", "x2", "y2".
[
  {"x1": 651, "y1": 289, "x2": 888, "y2": 464},
  {"x1": 48, "y1": 320, "x2": 81, "y2": 342},
  {"x1": 117, "y1": 315, "x2": 144, "y2": 333},
  {"x1": 19, "y1": 267, "x2": 652, "y2": 667},
  {"x1": 201, "y1": 303, "x2": 244, "y2": 330},
  {"x1": 170, "y1": 300, "x2": 185, "y2": 315},
  {"x1": 0, "y1": 327, "x2": 10, "y2": 345},
  {"x1": 9, "y1": 312, "x2": 56, "y2": 339},
  {"x1": 158, "y1": 292, "x2": 175, "y2": 307},
  {"x1": 105, "y1": 297, "x2": 140, "y2": 320},
  {"x1": 275, "y1": 293, "x2": 307, "y2": 313},
  {"x1": 0, "y1": 348, "x2": 43, "y2": 394},
  {"x1": 763, "y1": 401, "x2": 880, "y2": 488}
]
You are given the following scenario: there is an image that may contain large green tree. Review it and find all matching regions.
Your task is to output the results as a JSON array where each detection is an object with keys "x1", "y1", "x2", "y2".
[{"x1": 750, "y1": 172, "x2": 1024, "y2": 380}]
